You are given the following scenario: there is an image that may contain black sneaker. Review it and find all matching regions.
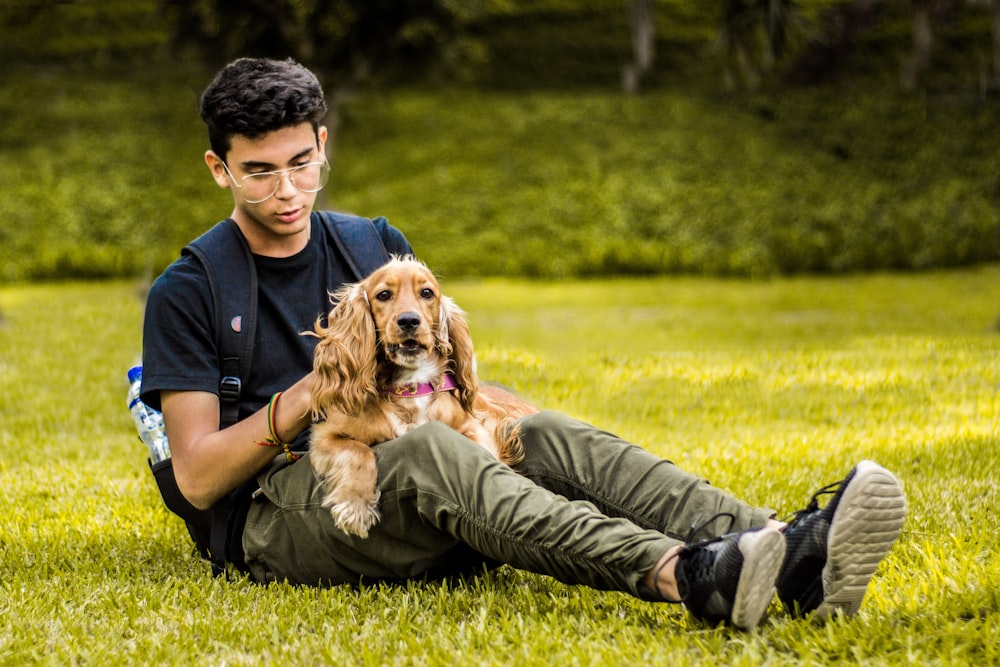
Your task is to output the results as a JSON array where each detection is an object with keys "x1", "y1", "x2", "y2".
[
  {"x1": 776, "y1": 460, "x2": 906, "y2": 618},
  {"x1": 671, "y1": 520, "x2": 786, "y2": 630}
]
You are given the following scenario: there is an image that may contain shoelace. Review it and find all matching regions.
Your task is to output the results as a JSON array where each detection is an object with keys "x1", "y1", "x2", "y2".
[
  {"x1": 780, "y1": 479, "x2": 841, "y2": 526},
  {"x1": 652, "y1": 512, "x2": 737, "y2": 603},
  {"x1": 684, "y1": 512, "x2": 737, "y2": 546}
]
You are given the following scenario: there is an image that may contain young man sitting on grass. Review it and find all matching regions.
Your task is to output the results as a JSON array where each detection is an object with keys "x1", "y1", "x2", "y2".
[{"x1": 140, "y1": 57, "x2": 907, "y2": 631}]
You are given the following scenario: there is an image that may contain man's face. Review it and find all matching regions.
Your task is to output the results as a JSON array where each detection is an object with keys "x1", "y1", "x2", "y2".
[{"x1": 206, "y1": 122, "x2": 328, "y2": 255}]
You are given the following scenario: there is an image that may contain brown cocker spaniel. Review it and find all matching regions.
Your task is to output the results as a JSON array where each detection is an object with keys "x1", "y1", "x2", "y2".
[{"x1": 308, "y1": 256, "x2": 537, "y2": 537}]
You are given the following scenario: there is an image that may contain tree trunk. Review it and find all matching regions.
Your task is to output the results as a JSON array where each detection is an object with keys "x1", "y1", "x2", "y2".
[
  {"x1": 901, "y1": 1, "x2": 935, "y2": 92},
  {"x1": 736, "y1": 38, "x2": 761, "y2": 91},
  {"x1": 622, "y1": 0, "x2": 655, "y2": 94}
]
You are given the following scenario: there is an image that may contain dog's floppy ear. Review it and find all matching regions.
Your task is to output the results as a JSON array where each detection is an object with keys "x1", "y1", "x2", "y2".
[
  {"x1": 439, "y1": 295, "x2": 478, "y2": 411},
  {"x1": 310, "y1": 283, "x2": 378, "y2": 417}
]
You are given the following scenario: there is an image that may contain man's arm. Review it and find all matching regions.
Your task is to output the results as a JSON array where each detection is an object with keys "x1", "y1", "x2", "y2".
[{"x1": 162, "y1": 372, "x2": 316, "y2": 509}]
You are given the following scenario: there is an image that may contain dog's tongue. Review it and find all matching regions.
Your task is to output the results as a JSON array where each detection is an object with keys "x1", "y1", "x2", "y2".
[{"x1": 400, "y1": 340, "x2": 421, "y2": 351}]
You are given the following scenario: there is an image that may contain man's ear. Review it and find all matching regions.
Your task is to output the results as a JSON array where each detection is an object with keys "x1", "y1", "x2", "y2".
[
  {"x1": 316, "y1": 125, "x2": 328, "y2": 155},
  {"x1": 205, "y1": 151, "x2": 231, "y2": 190}
]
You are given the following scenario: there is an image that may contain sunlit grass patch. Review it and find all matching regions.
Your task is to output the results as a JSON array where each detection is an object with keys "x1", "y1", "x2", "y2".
[{"x1": 2, "y1": 267, "x2": 999, "y2": 664}]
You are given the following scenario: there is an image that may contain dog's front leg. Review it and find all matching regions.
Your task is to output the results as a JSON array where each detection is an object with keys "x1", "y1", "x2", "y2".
[{"x1": 309, "y1": 433, "x2": 381, "y2": 538}]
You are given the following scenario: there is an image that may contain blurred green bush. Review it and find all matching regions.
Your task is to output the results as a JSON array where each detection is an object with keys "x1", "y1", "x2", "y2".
[
  {"x1": 330, "y1": 86, "x2": 1000, "y2": 278},
  {"x1": 1, "y1": 68, "x2": 996, "y2": 282}
]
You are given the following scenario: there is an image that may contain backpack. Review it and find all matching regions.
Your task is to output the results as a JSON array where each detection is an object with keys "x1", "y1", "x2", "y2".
[{"x1": 148, "y1": 211, "x2": 405, "y2": 575}]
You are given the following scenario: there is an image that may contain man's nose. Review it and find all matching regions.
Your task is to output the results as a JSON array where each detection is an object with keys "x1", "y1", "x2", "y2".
[{"x1": 274, "y1": 171, "x2": 297, "y2": 198}]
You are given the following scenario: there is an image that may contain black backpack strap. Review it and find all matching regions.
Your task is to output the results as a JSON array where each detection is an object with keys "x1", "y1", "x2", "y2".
[
  {"x1": 181, "y1": 219, "x2": 259, "y2": 576},
  {"x1": 318, "y1": 211, "x2": 408, "y2": 280},
  {"x1": 183, "y1": 218, "x2": 259, "y2": 429}
]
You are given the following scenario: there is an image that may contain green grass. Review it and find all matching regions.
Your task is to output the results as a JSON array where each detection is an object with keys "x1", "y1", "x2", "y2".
[{"x1": 2, "y1": 267, "x2": 1000, "y2": 665}]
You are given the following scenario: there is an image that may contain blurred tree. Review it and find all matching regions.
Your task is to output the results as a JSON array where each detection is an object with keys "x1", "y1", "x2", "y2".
[
  {"x1": 716, "y1": 0, "x2": 803, "y2": 91},
  {"x1": 900, "y1": 0, "x2": 944, "y2": 91},
  {"x1": 0, "y1": 0, "x2": 168, "y2": 69},
  {"x1": 783, "y1": 0, "x2": 880, "y2": 85},
  {"x1": 897, "y1": 0, "x2": 995, "y2": 92},
  {"x1": 158, "y1": 0, "x2": 494, "y2": 133},
  {"x1": 966, "y1": 0, "x2": 1000, "y2": 90},
  {"x1": 622, "y1": 0, "x2": 655, "y2": 93}
]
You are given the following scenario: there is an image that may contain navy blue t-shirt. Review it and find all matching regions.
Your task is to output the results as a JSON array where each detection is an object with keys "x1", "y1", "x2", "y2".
[{"x1": 141, "y1": 213, "x2": 411, "y2": 421}]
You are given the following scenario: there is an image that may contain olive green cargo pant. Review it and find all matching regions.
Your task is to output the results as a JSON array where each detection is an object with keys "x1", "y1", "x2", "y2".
[{"x1": 242, "y1": 411, "x2": 774, "y2": 598}]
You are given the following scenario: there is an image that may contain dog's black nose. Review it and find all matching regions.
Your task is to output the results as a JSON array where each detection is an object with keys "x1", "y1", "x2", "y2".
[{"x1": 397, "y1": 312, "x2": 421, "y2": 332}]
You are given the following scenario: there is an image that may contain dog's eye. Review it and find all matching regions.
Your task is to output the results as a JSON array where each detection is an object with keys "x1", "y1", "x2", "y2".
[
  {"x1": 420, "y1": 288, "x2": 435, "y2": 299},
  {"x1": 375, "y1": 290, "x2": 392, "y2": 302}
]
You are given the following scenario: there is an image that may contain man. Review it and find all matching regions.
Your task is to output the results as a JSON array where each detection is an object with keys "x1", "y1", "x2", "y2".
[{"x1": 141, "y1": 57, "x2": 906, "y2": 630}]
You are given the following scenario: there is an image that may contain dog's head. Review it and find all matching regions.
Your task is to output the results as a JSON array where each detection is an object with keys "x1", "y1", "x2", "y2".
[
  {"x1": 363, "y1": 256, "x2": 448, "y2": 369},
  {"x1": 310, "y1": 256, "x2": 478, "y2": 416}
]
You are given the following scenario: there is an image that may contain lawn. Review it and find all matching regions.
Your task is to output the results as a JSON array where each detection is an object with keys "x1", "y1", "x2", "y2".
[{"x1": 1, "y1": 267, "x2": 999, "y2": 665}]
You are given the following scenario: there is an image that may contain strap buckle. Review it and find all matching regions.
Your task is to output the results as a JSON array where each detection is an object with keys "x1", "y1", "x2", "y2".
[{"x1": 219, "y1": 375, "x2": 242, "y2": 403}]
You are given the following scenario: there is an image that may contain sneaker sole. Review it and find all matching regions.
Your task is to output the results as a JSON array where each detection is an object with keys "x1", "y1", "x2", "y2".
[
  {"x1": 731, "y1": 526, "x2": 786, "y2": 630},
  {"x1": 816, "y1": 460, "x2": 907, "y2": 618}
]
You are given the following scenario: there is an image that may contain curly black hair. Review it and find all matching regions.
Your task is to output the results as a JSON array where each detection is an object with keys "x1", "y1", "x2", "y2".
[{"x1": 199, "y1": 57, "x2": 328, "y2": 160}]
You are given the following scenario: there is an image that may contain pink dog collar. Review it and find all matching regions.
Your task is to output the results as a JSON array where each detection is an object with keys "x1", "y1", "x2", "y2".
[{"x1": 381, "y1": 373, "x2": 458, "y2": 398}]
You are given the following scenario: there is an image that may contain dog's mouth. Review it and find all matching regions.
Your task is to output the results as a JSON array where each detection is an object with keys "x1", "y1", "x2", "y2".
[{"x1": 387, "y1": 339, "x2": 426, "y2": 356}]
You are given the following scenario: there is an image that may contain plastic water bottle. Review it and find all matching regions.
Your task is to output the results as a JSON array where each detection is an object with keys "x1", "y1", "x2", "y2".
[{"x1": 127, "y1": 365, "x2": 171, "y2": 463}]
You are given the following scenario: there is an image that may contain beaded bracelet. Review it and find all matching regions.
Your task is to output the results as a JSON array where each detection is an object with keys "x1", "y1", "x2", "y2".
[{"x1": 256, "y1": 391, "x2": 301, "y2": 462}]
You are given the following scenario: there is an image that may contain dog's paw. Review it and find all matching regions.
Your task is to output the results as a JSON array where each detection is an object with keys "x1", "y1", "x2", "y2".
[
  {"x1": 393, "y1": 422, "x2": 419, "y2": 437},
  {"x1": 327, "y1": 492, "x2": 382, "y2": 538}
]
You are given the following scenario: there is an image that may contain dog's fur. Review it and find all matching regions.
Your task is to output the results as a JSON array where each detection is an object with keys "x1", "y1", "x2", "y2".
[{"x1": 308, "y1": 256, "x2": 537, "y2": 537}]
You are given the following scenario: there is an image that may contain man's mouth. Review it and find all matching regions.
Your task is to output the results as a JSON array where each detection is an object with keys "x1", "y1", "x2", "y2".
[{"x1": 276, "y1": 207, "x2": 303, "y2": 223}]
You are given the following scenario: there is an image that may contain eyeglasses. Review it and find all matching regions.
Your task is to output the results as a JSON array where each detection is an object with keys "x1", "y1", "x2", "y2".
[{"x1": 221, "y1": 159, "x2": 330, "y2": 204}]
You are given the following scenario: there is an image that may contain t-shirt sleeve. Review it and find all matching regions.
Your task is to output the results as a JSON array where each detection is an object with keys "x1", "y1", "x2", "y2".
[{"x1": 140, "y1": 255, "x2": 219, "y2": 411}]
